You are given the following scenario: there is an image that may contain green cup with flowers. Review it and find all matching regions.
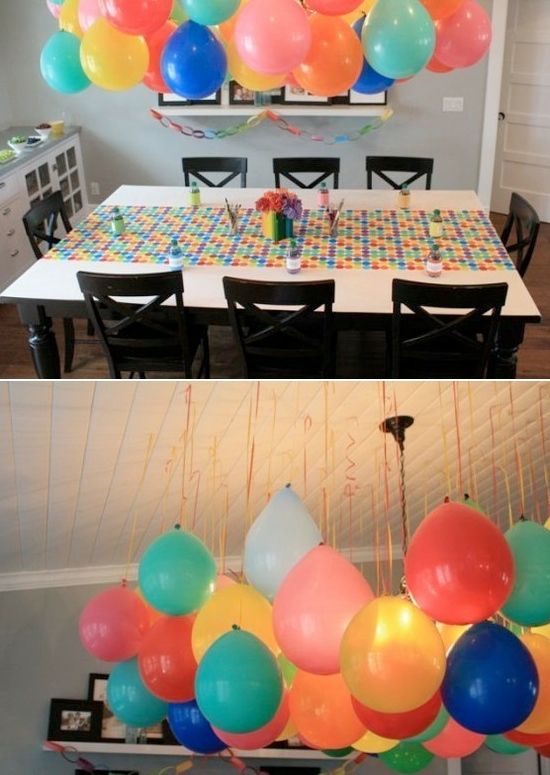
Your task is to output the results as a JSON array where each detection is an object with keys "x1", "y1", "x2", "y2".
[{"x1": 255, "y1": 190, "x2": 303, "y2": 242}]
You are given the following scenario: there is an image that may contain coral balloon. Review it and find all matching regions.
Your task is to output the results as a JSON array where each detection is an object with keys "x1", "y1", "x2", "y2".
[
  {"x1": 78, "y1": 0, "x2": 101, "y2": 31},
  {"x1": 138, "y1": 614, "x2": 197, "y2": 702},
  {"x1": 486, "y1": 734, "x2": 529, "y2": 755},
  {"x1": 420, "y1": 0, "x2": 463, "y2": 19},
  {"x1": 60, "y1": 0, "x2": 83, "y2": 37},
  {"x1": 213, "y1": 693, "x2": 290, "y2": 749},
  {"x1": 161, "y1": 21, "x2": 227, "y2": 100},
  {"x1": 107, "y1": 658, "x2": 168, "y2": 727},
  {"x1": 501, "y1": 520, "x2": 550, "y2": 626},
  {"x1": 517, "y1": 633, "x2": 550, "y2": 734},
  {"x1": 379, "y1": 742, "x2": 434, "y2": 774},
  {"x1": 363, "y1": 0, "x2": 435, "y2": 80},
  {"x1": 143, "y1": 20, "x2": 177, "y2": 92},
  {"x1": 192, "y1": 583, "x2": 279, "y2": 662},
  {"x1": 341, "y1": 596, "x2": 446, "y2": 713},
  {"x1": 99, "y1": 0, "x2": 172, "y2": 35},
  {"x1": 424, "y1": 717, "x2": 485, "y2": 758},
  {"x1": 80, "y1": 18, "x2": 149, "y2": 90},
  {"x1": 404, "y1": 500, "x2": 515, "y2": 624},
  {"x1": 293, "y1": 14, "x2": 363, "y2": 97},
  {"x1": 41, "y1": 31, "x2": 91, "y2": 93},
  {"x1": 441, "y1": 622, "x2": 538, "y2": 734},
  {"x1": 138, "y1": 525, "x2": 216, "y2": 615},
  {"x1": 79, "y1": 584, "x2": 149, "y2": 661},
  {"x1": 426, "y1": 53, "x2": 453, "y2": 72},
  {"x1": 308, "y1": 0, "x2": 365, "y2": 15},
  {"x1": 352, "y1": 730, "x2": 398, "y2": 753},
  {"x1": 274, "y1": 545, "x2": 373, "y2": 674},
  {"x1": 351, "y1": 692, "x2": 441, "y2": 740},
  {"x1": 289, "y1": 671, "x2": 365, "y2": 749},
  {"x1": 183, "y1": 0, "x2": 239, "y2": 26},
  {"x1": 227, "y1": 42, "x2": 286, "y2": 91},
  {"x1": 435, "y1": 0, "x2": 492, "y2": 69},
  {"x1": 168, "y1": 699, "x2": 226, "y2": 754},
  {"x1": 235, "y1": 0, "x2": 312, "y2": 75}
]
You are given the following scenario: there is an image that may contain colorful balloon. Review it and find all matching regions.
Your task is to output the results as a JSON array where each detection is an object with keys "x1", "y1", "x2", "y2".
[
  {"x1": 420, "y1": 0, "x2": 463, "y2": 20},
  {"x1": 351, "y1": 692, "x2": 441, "y2": 740},
  {"x1": 40, "y1": 31, "x2": 91, "y2": 93},
  {"x1": 404, "y1": 500, "x2": 515, "y2": 624},
  {"x1": 170, "y1": 0, "x2": 188, "y2": 24},
  {"x1": 107, "y1": 658, "x2": 168, "y2": 727},
  {"x1": 434, "y1": 0, "x2": 492, "y2": 69},
  {"x1": 436, "y1": 622, "x2": 471, "y2": 653},
  {"x1": 138, "y1": 525, "x2": 216, "y2": 615},
  {"x1": 351, "y1": 16, "x2": 394, "y2": 94},
  {"x1": 99, "y1": 0, "x2": 172, "y2": 35},
  {"x1": 485, "y1": 734, "x2": 529, "y2": 755},
  {"x1": 279, "y1": 654, "x2": 297, "y2": 687},
  {"x1": 80, "y1": 18, "x2": 150, "y2": 91},
  {"x1": 227, "y1": 42, "x2": 286, "y2": 91},
  {"x1": 59, "y1": 0, "x2": 83, "y2": 37},
  {"x1": 517, "y1": 633, "x2": 550, "y2": 734},
  {"x1": 161, "y1": 21, "x2": 227, "y2": 100},
  {"x1": 341, "y1": 596, "x2": 446, "y2": 714},
  {"x1": 213, "y1": 692, "x2": 289, "y2": 749},
  {"x1": 379, "y1": 742, "x2": 434, "y2": 774},
  {"x1": 79, "y1": 584, "x2": 149, "y2": 661},
  {"x1": 506, "y1": 729, "x2": 550, "y2": 747},
  {"x1": 407, "y1": 706, "x2": 449, "y2": 743},
  {"x1": 323, "y1": 747, "x2": 355, "y2": 757},
  {"x1": 168, "y1": 699, "x2": 226, "y2": 754},
  {"x1": 218, "y1": 0, "x2": 249, "y2": 42},
  {"x1": 143, "y1": 20, "x2": 177, "y2": 92},
  {"x1": 441, "y1": 622, "x2": 538, "y2": 734},
  {"x1": 308, "y1": 0, "x2": 366, "y2": 15},
  {"x1": 274, "y1": 545, "x2": 373, "y2": 674},
  {"x1": 352, "y1": 730, "x2": 398, "y2": 753},
  {"x1": 138, "y1": 614, "x2": 197, "y2": 702},
  {"x1": 183, "y1": 0, "x2": 239, "y2": 26},
  {"x1": 423, "y1": 717, "x2": 485, "y2": 758},
  {"x1": 78, "y1": 0, "x2": 102, "y2": 31},
  {"x1": 47, "y1": 0, "x2": 63, "y2": 20},
  {"x1": 501, "y1": 520, "x2": 550, "y2": 626},
  {"x1": 426, "y1": 53, "x2": 453, "y2": 72}
]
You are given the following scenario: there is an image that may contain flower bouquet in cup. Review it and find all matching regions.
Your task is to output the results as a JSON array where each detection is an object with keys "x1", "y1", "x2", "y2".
[{"x1": 255, "y1": 190, "x2": 303, "y2": 241}]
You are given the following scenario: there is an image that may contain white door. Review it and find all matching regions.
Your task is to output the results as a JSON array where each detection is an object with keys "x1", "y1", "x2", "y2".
[{"x1": 492, "y1": 0, "x2": 550, "y2": 221}]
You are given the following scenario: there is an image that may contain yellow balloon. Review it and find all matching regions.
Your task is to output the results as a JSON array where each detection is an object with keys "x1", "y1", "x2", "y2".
[
  {"x1": 353, "y1": 730, "x2": 398, "y2": 754},
  {"x1": 341, "y1": 0, "x2": 377, "y2": 25},
  {"x1": 80, "y1": 18, "x2": 149, "y2": 91},
  {"x1": 276, "y1": 717, "x2": 298, "y2": 741},
  {"x1": 341, "y1": 596, "x2": 446, "y2": 714},
  {"x1": 191, "y1": 583, "x2": 280, "y2": 662},
  {"x1": 517, "y1": 633, "x2": 550, "y2": 734},
  {"x1": 545, "y1": 517, "x2": 550, "y2": 530},
  {"x1": 436, "y1": 622, "x2": 471, "y2": 654},
  {"x1": 60, "y1": 0, "x2": 83, "y2": 38},
  {"x1": 227, "y1": 42, "x2": 286, "y2": 92},
  {"x1": 533, "y1": 623, "x2": 550, "y2": 639}
]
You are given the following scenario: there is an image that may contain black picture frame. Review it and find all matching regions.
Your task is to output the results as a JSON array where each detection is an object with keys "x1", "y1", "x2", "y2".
[
  {"x1": 228, "y1": 81, "x2": 255, "y2": 105},
  {"x1": 281, "y1": 85, "x2": 329, "y2": 106},
  {"x1": 76, "y1": 771, "x2": 139, "y2": 775},
  {"x1": 329, "y1": 91, "x2": 351, "y2": 105},
  {"x1": 158, "y1": 90, "x2": 222, "y2": 106},
  {"x1": 48, "y1": 699, "x2": 102, "y2": 742}
]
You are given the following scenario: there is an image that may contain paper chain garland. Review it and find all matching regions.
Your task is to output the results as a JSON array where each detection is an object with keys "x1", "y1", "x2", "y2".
[{"x1": 149, "y1": 107, "x2": 394, "y2": 144}]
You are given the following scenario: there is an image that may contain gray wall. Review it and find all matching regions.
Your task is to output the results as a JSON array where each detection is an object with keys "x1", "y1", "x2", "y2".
[
  {"x1": 0, "y1": 0, "x2": 491, "y2": 202},
  {"x1": 0, "y1": 47, "x2": 12, "y2": 130}
]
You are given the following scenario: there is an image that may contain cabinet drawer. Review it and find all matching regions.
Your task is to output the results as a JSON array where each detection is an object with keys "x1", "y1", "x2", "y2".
[{"x1": 0, "y1": 173, "x2": 18, "y2": 205}]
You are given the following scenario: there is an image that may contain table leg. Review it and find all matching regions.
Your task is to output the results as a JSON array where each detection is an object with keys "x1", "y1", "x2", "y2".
[
  {"x1": 491, "y1": 321, "x2": 524, "y2": 379},
  {"x1": 27, "y1": 307, "x2": 61, "y2": 379}
]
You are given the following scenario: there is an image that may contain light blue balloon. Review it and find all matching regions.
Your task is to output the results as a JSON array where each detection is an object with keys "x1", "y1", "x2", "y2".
[
  {"x1": 107, "y1": 659, "x2": 168, "y2": 728},
  {"x1": 183, "y1": 0, "x2": 239, "y2": 26},
  {"x1": 40, "y1": 31, "x2": 90, "y2": 94},
  {"x1": 244, "y1": 484, "x2": 322, "y2": 600},
  {"x1": 363, "y1": 0, "x2": 435, "y2": 80},
  {"x1": 501, "y1": 520, "x2": 550, "y2": 626}
]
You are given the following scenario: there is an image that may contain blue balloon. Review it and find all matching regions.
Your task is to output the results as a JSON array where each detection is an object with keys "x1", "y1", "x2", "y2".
[
  {"x1": 168, "y1": 700, "x2": 226, "y2": 754},
  {"x1": 352, "y1": 18, "x2": 394, "y2": 94},
  {"x1": 107, "y1": 658, "x2": 168, "y2": 728},
  {"x1": 442, "y1": 622, "x2": 538, "y2": 735},
  {"x1": 161, "y1": 20, "x2": 226, "y2": 100},
  {"x1": 40, "y1": 31, "x2": 90, "y2": 94}
]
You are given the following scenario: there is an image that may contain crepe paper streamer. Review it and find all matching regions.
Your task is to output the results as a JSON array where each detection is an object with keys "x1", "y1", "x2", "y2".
[
  {"x1": 42, "y1": 741, "x2": 98, "y2": 772},
  {"x1": 149, "y1": 106, "x2": 393, "y2": 144}
]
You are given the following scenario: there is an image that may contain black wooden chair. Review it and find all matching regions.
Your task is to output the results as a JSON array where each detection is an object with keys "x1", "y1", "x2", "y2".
[
  {"x1": 77, "y1": 270, "x2": 209, "y2": 379},
  {"x1": 500, "y1": 192, "x2": 540, "y2": 278},
  {"x1": 22, "y1": 190, "x2": 94, "y2": 373},
  {"x1": 223, "y1": 276, "x2": 336, "y2": 377},
  {"x1": 366, "y1": 156, "x2": 434, "y2": 190},
  {"x1": 390, "y1": 279, "x2": 508, "y2": 378},
  {"x1": 273, "y1": 158, "x2": 340, "y2": 189},
  {"x1": 182, "y1": 157, "x2": 248, "y2": 187}
]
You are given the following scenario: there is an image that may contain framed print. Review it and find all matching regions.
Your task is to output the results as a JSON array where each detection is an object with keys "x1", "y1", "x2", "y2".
[
  {"x1": 282, "y1": 85, "x2": 329, "y2": 105},
  {"x1": 87, "y1": 674, "x2": 164, "y2": 744},
  {"x1": 158, "y1": 90, "x2": 222, "y2": 106},
  {"x1": 48, "y1": 699, "x2": 102, "y2": 742},
  {"x1": 330, "y1": 91, "x2": 350, "y2": 106},
  {"x1": 229, "y1": 81, "x2": 255, "y2": 105},
  {"x1": 349, "y1": 89, "x2": 387, "y2": 105}
]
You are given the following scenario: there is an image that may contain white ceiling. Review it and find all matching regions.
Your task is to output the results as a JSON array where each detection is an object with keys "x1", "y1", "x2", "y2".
[{"x1": 0, "y1": 381, "x2": 548, "y2": 591}]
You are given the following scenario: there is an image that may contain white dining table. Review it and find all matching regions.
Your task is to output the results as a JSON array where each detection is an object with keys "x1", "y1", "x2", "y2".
[{"x1": 0, "y1": 186, "x2": 541, "y2": 378}]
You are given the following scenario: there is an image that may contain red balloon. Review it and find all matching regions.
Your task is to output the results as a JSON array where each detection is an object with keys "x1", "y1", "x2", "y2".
[
  {"x1": 307, "y1": 0, "x2": 365, "y2": 15},
  {"x1": 426, "y1": 53, "x2": 453, "y2": 72},
  {"x1": 213, "y1": 693, "x2": 290, "y2": 749},
  {"x1": 351, "y1": 692, "x2": 442, "y2": 740},
  {"x1": 506, "y1": 729, "x2": 550, "y2": 747},
  {"x1": 79, "y1": 585, "x2": 150, "y2": 661},
  {"x1": 99, "y1": 0, "x2": 172, "y2": 35},
  {"x1": 434, "y1": 0, "x2": 492, "y2": 69},
  {"x1": 138, "y1": 614, "x2": 197, "y2": 702},
  {"x1": 424, "y1": 717, "x2": 485, "y2": 758},
  {"x1": 143, "y1": 20, "x2": 176, "y2": 92},
  {"x1": 404, "y1": 501, "x2": 515, "y2": 624}
]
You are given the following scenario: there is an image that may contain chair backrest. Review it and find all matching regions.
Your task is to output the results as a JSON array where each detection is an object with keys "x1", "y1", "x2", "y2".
[
  {"x1": 22, "y1": 190, "x2": 72, "y2": 259},
  {"x1": 273, "y1": 158, "x2": 340, "y2": 189},
  {"x1": 366, "y1": 156, "x2": 434, "y2": 190},
  {"x1": 182, "y1": 157, "x2": 248, "y2": 187},
  {"x1": 500, "y1": 192, "x2": 540, "y2": 277},
  {"x1": 77, "y1": 270, "x2": 192, "y2": 378},
  {"x1": 391, "y1": 279, "x2": 508, "y2": 378},
  {"x1": 223, "y1": 276, "x2": 336, "y2": 377}
]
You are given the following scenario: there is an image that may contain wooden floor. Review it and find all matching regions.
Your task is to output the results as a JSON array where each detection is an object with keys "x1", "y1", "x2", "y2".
[{"x1": 0, "y1": 213, "x2": 547, "y2": 380}]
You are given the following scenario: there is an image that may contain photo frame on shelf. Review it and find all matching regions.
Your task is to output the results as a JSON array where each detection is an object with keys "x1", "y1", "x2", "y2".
[
  {"x1": 228, "y1": 82, "x2": 283, "y2": 106},
  {"x1": 158, "y1": 90, "x2": 222, "y2": 106},
  {"x1": 329, "y1": 91, "x2": 351, "y2": 105},
  {"x1": 349, "y1": 89, "x2": 387, "y2": 105},
  {"x1": 281, "y1": 85, "x2": 329, "y2": 105},
  {"x1": 76, "y1": 771, "x2": 139, "y2": 775},
  {"x1": 87, "y1": 674, "x2": 164, "y2": 744},
  {"x1": 48, "y1": 698, "x2": 102, "y2": 742}
]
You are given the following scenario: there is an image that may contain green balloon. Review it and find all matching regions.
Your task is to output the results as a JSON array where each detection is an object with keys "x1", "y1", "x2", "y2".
[
  {"x1": 363, "y1": 0, "x2": 435, "y2": 80},
  {"x1": 183, "y1": 0, "x2": 239, "y2": 26},
  {"x1": 501, "y1": 520, "x2": 550, "y2": 626},
  {"x1": 380, "y1": 742, "x2": 434, "y2": 774},
  {"x1": 322, "y1": 747, "x2": 354, "y2": 758},
  {"x1": 170, "y1": 0, "x2": 188, "y2": 25},
  {"x1": 407, "y1": 707, "x2": 449, "y2": 744},
  {"x1": 107, "y1": 658, "x2": 168, "y2": 728},
  {"x1": 278, "y1": 653, "x2": 297, "y2": 687},
  {"x1": 138, "y1": 527, "x2": 216, "y2": 616},
  {"x1": 463, "y1": 495, "x2": 487, "y2": 515},
  {"x1": 195, "y1": 629, "x2": 283, "y2": 733},
  {"x1": 40, "y1": 31, "x2": 90, "y2": 95},
  {"x1": 486, "y1": 735, "x2": 529, "y2": 755}
]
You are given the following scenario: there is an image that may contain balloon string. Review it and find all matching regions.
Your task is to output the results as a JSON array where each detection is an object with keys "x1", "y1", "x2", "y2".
[
  {"x1": 303, "y1": 414, "x2": 312, "y2": 499},
  {"x1": 265, "y1": 389, "x2": 278, "y2": 502},
  {"x1": 527, "y1": 449, "x2": 539, "y2": 523},
  {"x1": 372, "y1": 484, "x2": 381, "y2": 597},
  {"x1": 438, "y1": 384, "x2": 452, "y2": 498},
  {"x1": 452, "y1": 382, "x2": 464, "y2": 495},
  {"x1": 514, "y1": 441, "x2": 525, "y2": 517},
  {"x1": 495, "y1": 465, "x2": 514, "y2": 528},
  {"x1": 125, "y1": 432, "x2": 155, "y2": 576},
  {"x1": 160, "y1": 449, "x2": 175, "y2": 534},
  {"x1": 179, "y1": 384, "x2": 193, "y2": 528},
  {"x1": 538, "y1": 385, "x2": 549, "y2": 509},
  {"x1": 489, "y1": 405, "x2": 500, "y2": 526},
  {"x1": 190, "y1": 468, "x2": 201, "y2": 533}
]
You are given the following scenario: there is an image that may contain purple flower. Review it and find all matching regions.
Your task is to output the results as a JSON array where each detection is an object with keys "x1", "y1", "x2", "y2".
[{"x1": 282, "y1": 194, "x2": 303, "y2": 220}]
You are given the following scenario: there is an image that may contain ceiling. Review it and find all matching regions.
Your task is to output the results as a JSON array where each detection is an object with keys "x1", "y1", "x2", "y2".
[{"x1": 0, "y1": 381, "x2": 548, "y2": 591}]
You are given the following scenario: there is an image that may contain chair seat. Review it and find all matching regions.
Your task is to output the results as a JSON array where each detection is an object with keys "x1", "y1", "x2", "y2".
[{"x1": 103, "y1": 321, "x2": 207, "y2": 374}]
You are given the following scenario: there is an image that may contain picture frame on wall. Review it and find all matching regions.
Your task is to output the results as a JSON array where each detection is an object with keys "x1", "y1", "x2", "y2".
[
  {"x1": 281, "y1": 85, "x2": 329, "y2": 105},
  {"x1": 349, "y1": 89, "x2": 387, "y2": 105},
  {"x1": 158, "y1": 90, "x2": 222, "y2": 106},
  {"x1": 75, "y1": 770, "x2": 139, "y2": 775},
  {"x1": 228, "y1": 81, "x2": 283, "y2": 106},
  {"x1": 87, "y1": 674, "x2": 164, "y2": 744},
  {"x1": 47, "y1": 698, "x2": 102, "y2": 742}
]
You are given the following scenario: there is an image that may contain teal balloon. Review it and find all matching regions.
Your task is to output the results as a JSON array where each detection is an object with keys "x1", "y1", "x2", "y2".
[
  {"x1": 40, "y1": 31, "x2": 90, "y2": 94},
  {"x1": 380, "y1": 742, "x2": 434, "y2": 774},
  {"x1": 107, "y1": 658, "x2": 168, "y2": 727},
  {"x1": 407, "y1": 706, "x2": 449, "y2": 744},
  {"x1": 195, "y1": 629, "x2": 283, "y2": 733},
  {"x1": 170, "y1": 0, "x2": 188, "y2": 24},
  {"x1": 363, "y1": 0, "x2": 435, "y2": 80},
  {"x1": 486, "y1": 735, "x2": 529, "y2": 755},
  {"x1": 322, "y1": 747, "x2": 354, "y2": 758},
  {"x1": 501, "y1": 520, "x2": 550, "y2": 626},
  {"x1": 183, "y1": 0, "x2": 239, "y2": 25}
]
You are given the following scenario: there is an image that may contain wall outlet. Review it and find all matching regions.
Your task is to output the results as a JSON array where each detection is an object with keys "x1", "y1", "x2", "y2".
[
  {"x1": 443, "y1": 97, "x2": 464, "y2": 112},
  {"x1": 90, "y1": 182, "x2": 100, "y2": 196}
]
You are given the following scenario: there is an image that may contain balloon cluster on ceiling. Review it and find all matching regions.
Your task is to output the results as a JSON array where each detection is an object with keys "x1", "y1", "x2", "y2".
[
  {"x1": 79, "y1": 485, "x2": 550, "y2": 772},
  {"x1": 41, "y1": 0, "x2": 492, "y2": 99}
]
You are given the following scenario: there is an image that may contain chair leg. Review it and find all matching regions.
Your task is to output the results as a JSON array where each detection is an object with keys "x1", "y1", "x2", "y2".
[
  {"x1": 62, "y1": 318, "x2": 75, "y2": 373},
  {"x1": 86, "y1": 318, "x2": 95, "y2": 337}
]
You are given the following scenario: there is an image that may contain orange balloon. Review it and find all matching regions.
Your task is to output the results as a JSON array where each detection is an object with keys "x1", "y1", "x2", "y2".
[
  {"x1": 420, "y1": 0, "x2": 464, "y2": 20},
  {"x1": 293, "y1": 14, "x2": 363, "y2": 97},
  {"x1": 138, "y1": 614, "x2": 197, "y2": 702},
  {"x1": 135, "y1": 587, "x2": 163, "y2": 626},
  {"x1": 517, "y1": 633, "x2": 550, "y2": 734},
  {"x1": 143, "y1": 20, "x2": 177, "y2": 92},
  {"x1": 289, "y1": 671, "x2": 365, "y2": 749}
]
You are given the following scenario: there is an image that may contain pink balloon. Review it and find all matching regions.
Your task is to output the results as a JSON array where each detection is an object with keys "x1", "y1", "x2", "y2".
[
  {"x1": 435, "y1": 0, "x2": 492, "y2": 68},
  {"x1": 235, "y1": 0, "x2": 312, "y2": 75},
  {"x1": 216, "y1": 573, "x2": 237, "y2": 589},
  {"x1": 99, "y1": 0, "x2": 172, "y2": 35},
  {"x1": 424, "y1": 717, "x2": 485, "y2": 758},
  {"x1": 78, "y1": 0, "x2": 103, "y2": 31},
  {"x1": 307, "y1": 0, "x2": 363, "y2": 14},
  {"x1": 79, "y1": 585, "x2": 150, "y2": 661},
  {"x1": 47, "y1": 0, "x2": 62, "y2": 19},
  {"x1": 273, "y1": 545, "x2": 374, "y2": 675},
  {"x1": 213, "y1": 692, "x2": 290, "y2": 749}
]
